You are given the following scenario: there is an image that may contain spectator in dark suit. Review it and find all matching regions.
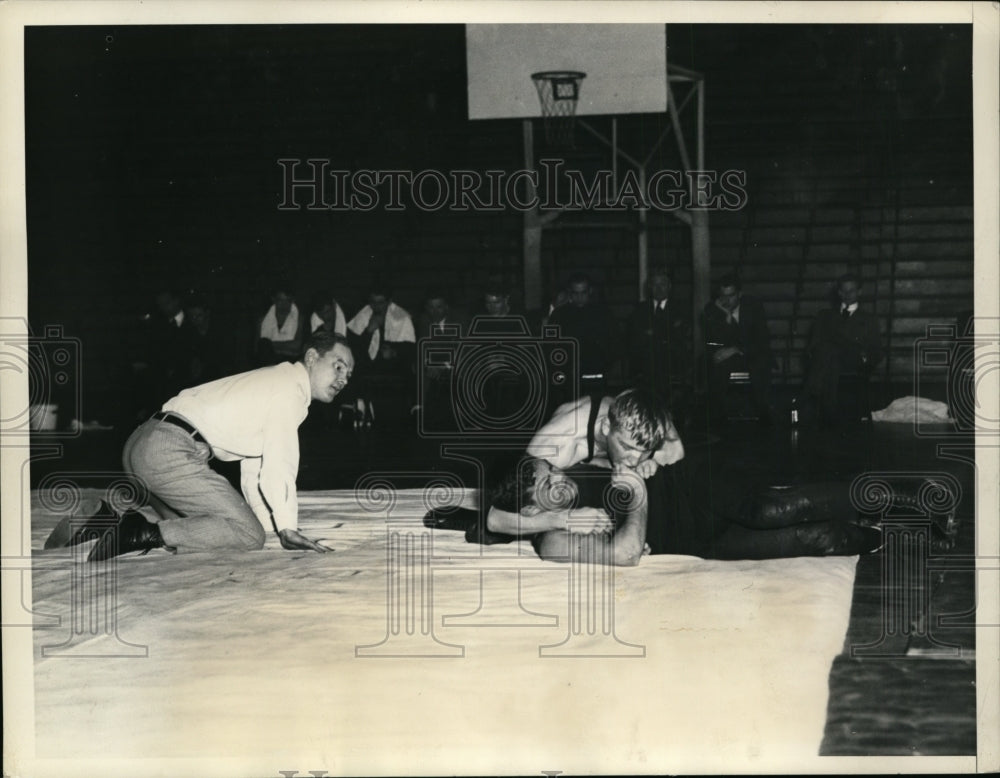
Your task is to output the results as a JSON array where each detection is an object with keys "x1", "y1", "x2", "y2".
[
  {"x1": 803, "y1": 272, "x2": 883, "y2": 424},
  {"x1": 183, "y1": 294, "x2": 232, "y2": 388},
  {"x1": 475, "y1": 280, "x2": 528, "y2": 325},
  {"x1": 702, "y1": 274, "x2": 774, "y2": 425},
  {"x1": 417, "y1": 289, "x2": 465, "y2": 338},
  {"x1": 627, "y1": 268, "x2": 693, "y2": 420},
  {"x1": 472, "y1": 281, "x2": 533, "y2": 339},
  {"x1": 548, "y1": 273, "x2": 617, "y2": 396},
  {"x1": 413, "y1": 289, "x2": 466, "y2": 428},
  {"x1": 152, "y1": 289, "x2": 195, "y2": 391},
  {"x1": 130, "y1": 288, "x2": 196, "y2": 420},
  {"x1": 529, "y1": 284, "x2": 569, "y2": 334},
  {"x1": 468, "y1": 281, "x2": 538, "y2": 423}
]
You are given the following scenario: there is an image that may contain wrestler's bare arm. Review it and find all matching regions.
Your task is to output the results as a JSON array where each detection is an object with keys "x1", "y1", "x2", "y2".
[
  {"x1": 533, "y1": 474, "x2": 648, "y2": 566},
  {"x1": 651, "y1": 424, "x2": 685, "y2": 467},
  {"x1": 486, "y1": 505, "x2": 614, "y2": 536}
]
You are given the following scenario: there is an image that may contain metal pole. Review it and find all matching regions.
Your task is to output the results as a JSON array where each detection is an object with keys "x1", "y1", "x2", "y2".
[
  {"x1": 577, "y1": 119, "x2": 644, "y2": 169},
  {"x1": 612, "y1": 117, "x2": 618, "y2": 201},
  {"x1": 666, "y1": 79, "x2": 692, "y2": 173},
  {"x1": 638, "y1": 166, "x2": 648, "y2": 301},
  {"x1": 691, "y1": 78, "x2": 710, "y2": 374},
  {"x1": 522, "y1": 118, "x2": 543, "y2": 311},
  {"x1": 696, "y1": 78, "x2": 705, "y2": 171}
]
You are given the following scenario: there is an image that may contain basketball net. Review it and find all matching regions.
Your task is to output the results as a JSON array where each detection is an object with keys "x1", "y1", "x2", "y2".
[{"x1": 531, "y1": 71, "x2": 586, "y2": 148}]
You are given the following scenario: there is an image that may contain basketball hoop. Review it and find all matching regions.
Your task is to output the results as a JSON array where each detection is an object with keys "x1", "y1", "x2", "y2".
[{"x1": 531, "y1": 70, "x2": 586, "y2": 148}]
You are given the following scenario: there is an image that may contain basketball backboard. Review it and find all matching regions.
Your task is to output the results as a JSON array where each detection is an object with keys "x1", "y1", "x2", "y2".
[{"x1": 466, "y1": 24, "x2": 668, "y2": 120}]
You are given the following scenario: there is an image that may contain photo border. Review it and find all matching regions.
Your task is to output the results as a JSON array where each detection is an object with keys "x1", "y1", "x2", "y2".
[{"x1": 2, "y1": 2, "x2": 997, "y2": 776}]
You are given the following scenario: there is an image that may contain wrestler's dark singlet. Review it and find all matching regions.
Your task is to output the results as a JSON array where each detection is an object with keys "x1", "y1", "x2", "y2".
[
  {"x1": 576, "y1": 394, "x2": 709, "y2": 555},
  {"x1": 583, "y1": 393, "x2": 604, "y2": 463},
  {"x1": 588, "y1": 393, "x2": 721, "y2": 556}
]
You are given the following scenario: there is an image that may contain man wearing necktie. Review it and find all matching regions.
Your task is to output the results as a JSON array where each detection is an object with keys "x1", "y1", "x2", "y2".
[
  {"x1": 548, "y1": 273, "x2": 616, "y2": 397},
  {"x1": 414, "y1": 290, "x2": 466, "y2": 429},
  {"x1": 346, "y1": 280, "x2": 416, "y2": 426},
  {"x1": 130, "y1": 289, "x2": 196, "y2": 421},
  {"x1": 627, "y1": 269, "x2": 693, "y2": 418},
  {"x1": 803, "y1": 272, "x2": 884, "y2": 424},
  {"x1": 701, "y1": 273, "x2": 775, "y2": 426}
]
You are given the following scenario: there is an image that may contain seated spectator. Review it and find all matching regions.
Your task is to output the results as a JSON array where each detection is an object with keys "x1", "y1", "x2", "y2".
[
  {"x1": 183, "y1": 294, "x2": 232, "y2": 387},
  {"x1": 467, "y1": 282, "x2": 538, "y2": 423},
  {"x1": 309, "y1": 290, "x2": 347, "y2": 336},
  {"x1": 255, "y1": 285, "x2": 303, "y2": 365},
  {"x1": 802, "y1": 272, "x2": 883, "y2": 425},
  {"x1": 475, "y1": 280, "x2": 525, "y2": 323},
  {"x1": 627, "y1": 267, "x2": 693, "y2": 421},
  {"x1": 701, "y1": 274, "x2": 774, "y2": 426},
  {"x1": 130, "y1": 288, "x2": 196, "y2": 419},
  {"x1": 413, "y1": 289, "x2": 465, "y2": 428},
  {"x1": 155, "y1": 288, "x2": 186, "y2": 330},
  {"x1": 476, "y1": 279, "x2": 536, "y2": 322},
  {"x1": 474, "y1": 280, "x2": 534, "y2": 332},
  {"x1": 545, "y1": 287, "x2": 569, "y2": 327},
  {"x1": 346, "y1": 280, "x2": 416, "y2": 426},
  {"x1": 528, "y1": 284, "x2": 569, "y2": 334},
  {"x1": 548, "y1": 273, "x2": 617, "y2": 396},
  {"x1": 416, "y1": 289, "x2": 464, "y2": 338}
]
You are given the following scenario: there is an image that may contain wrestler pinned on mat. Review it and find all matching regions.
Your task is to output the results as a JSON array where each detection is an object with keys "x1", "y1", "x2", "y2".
[{"x1": 430, "y1": 457, "x2": 884, "y2": 566}]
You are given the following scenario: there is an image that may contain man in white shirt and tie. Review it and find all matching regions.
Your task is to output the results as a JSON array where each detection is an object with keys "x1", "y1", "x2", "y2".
[{"x1": 79, "y1": 330, "x2": 355, "y2": 561}]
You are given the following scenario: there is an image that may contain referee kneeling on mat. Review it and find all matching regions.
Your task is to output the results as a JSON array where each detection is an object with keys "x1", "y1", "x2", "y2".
[{"x1": 77, "y1": 331, "x2": 353, "y2": 561}]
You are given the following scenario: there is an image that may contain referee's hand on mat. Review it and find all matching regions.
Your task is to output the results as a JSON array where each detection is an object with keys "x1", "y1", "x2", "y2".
[{"x1": 278, "y1": 528, "x2": 334, "y2": 553}]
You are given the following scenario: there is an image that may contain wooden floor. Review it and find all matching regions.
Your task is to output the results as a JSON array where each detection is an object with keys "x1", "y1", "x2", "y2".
[{"x1": 29, "y1": 406, "x2": 981, "y2": 757}]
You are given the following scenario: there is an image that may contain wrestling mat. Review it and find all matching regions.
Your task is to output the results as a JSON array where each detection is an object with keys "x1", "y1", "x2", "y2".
[{"x1": 27, "y1": 487, "x2": 858, "y2": 774}]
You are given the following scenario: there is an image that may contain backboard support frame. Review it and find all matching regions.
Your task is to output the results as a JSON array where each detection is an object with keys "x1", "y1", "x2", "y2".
[{"x1": 521, "y1": 61, "x2": 711, "y2": 361}]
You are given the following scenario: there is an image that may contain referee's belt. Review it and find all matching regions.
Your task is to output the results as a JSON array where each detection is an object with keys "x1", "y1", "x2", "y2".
[{"x1": 152, "y1": 412, "x2": 208, "y2": 444}]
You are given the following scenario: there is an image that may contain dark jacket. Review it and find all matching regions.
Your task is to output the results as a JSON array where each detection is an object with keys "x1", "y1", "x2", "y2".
[
  {"x1": 627, "y1": 299, "x2": 693, "y2": 388},
  {"x1": 548, "y1": 303, "x2": 616, "y2": 377},
  {"x1": 701, "y1": 294, "x2": 773, "y2": 368},
  {"x1": 807, "y1": 306, "x2": 883, "y2": 372}
]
